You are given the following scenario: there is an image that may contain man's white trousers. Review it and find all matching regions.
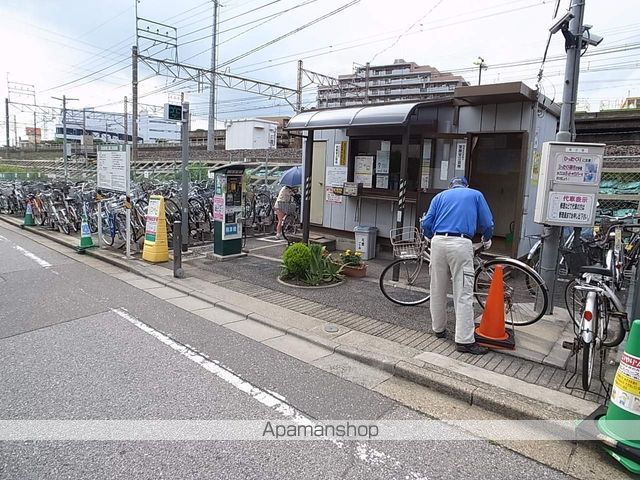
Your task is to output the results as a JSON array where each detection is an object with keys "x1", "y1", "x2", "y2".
[{"x1": 429, "y1": 236, "x2": 476, "y2": 344}]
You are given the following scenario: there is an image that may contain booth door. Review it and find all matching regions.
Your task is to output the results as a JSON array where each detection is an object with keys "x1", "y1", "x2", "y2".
[
  {"x1": 310, "y1": 141, "x2": 326, "y2": 225},
  {"x1": 467, "y1": 132, "x2": 527, "y2": 257}
]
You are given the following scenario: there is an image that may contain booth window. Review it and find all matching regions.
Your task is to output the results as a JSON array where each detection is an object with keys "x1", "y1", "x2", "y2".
[{"x1": 349, "y1": 138, "x2": 422, "y2": 192}]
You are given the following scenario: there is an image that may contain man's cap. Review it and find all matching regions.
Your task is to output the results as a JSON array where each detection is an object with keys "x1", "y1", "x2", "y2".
[{"x1": 449, "y1": 176, "x2": 469, "y2": 188}]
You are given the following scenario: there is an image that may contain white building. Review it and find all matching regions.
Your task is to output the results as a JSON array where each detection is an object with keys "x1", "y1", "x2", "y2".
[
  {"x1": 224, "y1": 118, "x2": 278, "y2": 150},
  {"x1": 55, "y1": 110, "x2": 180, "y2": 144},
  {"x1": 317, "y1": 59, "x2": 468, "y2": 109}
]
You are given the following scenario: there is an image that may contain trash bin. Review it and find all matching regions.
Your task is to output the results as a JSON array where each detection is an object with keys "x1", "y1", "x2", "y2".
[{"x1": 354, "y1": 226, "x2": 377, "y2": 260}]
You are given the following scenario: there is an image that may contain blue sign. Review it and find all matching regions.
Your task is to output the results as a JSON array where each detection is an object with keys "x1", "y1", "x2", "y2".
[{"x1": 225, "y1": 224, "x2": 238, "y2": 236}]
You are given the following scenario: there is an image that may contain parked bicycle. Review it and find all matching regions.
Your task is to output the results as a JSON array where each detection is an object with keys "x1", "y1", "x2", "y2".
[
  {"x1": 379, "y1": 227, "x2": 549, "y2": 327},
  {"x1": 564, "y1": 265, "x2": 630, "y2": 391},
  {"x1": 241, "y1": 187, "x2": 276, "y2": 247},
  {"x1": 281, "y1": 192, "x2": 301, "y2": 244}
]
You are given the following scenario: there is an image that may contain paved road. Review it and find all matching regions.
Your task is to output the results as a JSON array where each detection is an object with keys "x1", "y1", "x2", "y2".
[{"x1": 0, "y1": 224, "x2": 568, "y2": 480}]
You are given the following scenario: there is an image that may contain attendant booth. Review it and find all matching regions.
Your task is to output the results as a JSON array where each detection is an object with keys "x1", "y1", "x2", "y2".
[{"x1": 286, "y1": 82, "x2": 560, "y2": 258}]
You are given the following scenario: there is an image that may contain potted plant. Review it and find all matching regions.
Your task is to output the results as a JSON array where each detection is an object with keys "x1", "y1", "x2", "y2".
[{"x1": 338, "y1": 249, "x2": 367, "y2": 278}]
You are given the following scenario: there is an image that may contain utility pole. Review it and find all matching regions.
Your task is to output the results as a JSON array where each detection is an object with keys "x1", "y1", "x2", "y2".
[
  {"x1": 33, "y1": 112, "x2": 37, "y2": 151},
  {"x1": 132, "y1": 46, "x2": 138, "y2": 164},
  {"x1": 52, "y1": 94, "x2": 78, "y2": 180},
  {"x1": 473, "y1": 57, "x2": 487, "y2": 85},
  {"x1": 296, "y1": 60, "x2": 303, "y2": 113},
  {"x1": 4, "y1": 98, "x2": 9, "y2": 154},
  {"x1": 124, "y1": 96, "x2": 128, "y2": 145},
  {"x1": 207, "y1": 0, "x2": 219, "y2": 152},
  {"x1": 13, "y1": 115, "x2": 17, "y2": 147},
  {"x1": 82, "y1": 108, "x2": 87, "y2": 161},
  {"x1": 539, "y1": 0, "x2": 588, "y2": 313}
]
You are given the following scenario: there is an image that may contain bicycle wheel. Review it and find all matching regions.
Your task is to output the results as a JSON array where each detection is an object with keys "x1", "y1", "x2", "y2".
[
  {"x1": 58, "y1": 213, "x2": 71, "y2": 235},
  {"x1": 32, "y1": 203, "x2": 45, "y2": 226},
  {"x1": 101, "y1": 215, "x2": 115, "y2": 246},
  {"x1": 188, "y1": 198, "x2": 207, "y2": 235},
  {"x1": 379, "y1": 257, "x2": 431, "y2": 306},
  {"x1": 281, "y1": 215, "x2": 298, "y2": 243},
  {"x1": 582, "y1": 337, "x2": 595, "y2": 391},
  {"x1": 135, "y1": 199, "x2": 148, "y2": 229},
  {"x1": 564, "y1": 279, "x2": 585, "y2": 329},
  {"x1": 474, "y1": 257, "x2": 548, "y2": 326}
]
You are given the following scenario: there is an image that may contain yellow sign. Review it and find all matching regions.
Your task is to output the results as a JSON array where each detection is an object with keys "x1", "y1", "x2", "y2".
[
  {"x1": 610, "y1": 352, "x2": 640, "y2": 414},
  {"x1": 531, "y1": 150, "x2": 541, "y2": 186},
  {"x1": 340, "y1": 141, "x2": 347, "y2": 165},
  {"x1": 142, "y1": 195, "x2": 169, "y2": 263}
]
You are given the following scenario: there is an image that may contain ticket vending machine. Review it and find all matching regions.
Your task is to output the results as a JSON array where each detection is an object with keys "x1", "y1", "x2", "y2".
[{"x1": 212, "y1": 164, "x2": 246, "y2": 257}]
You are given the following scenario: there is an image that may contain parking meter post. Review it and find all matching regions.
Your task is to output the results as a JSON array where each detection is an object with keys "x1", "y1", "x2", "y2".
[{"x1": 173, "y1": 220, "x2": 184, "y2": 278}]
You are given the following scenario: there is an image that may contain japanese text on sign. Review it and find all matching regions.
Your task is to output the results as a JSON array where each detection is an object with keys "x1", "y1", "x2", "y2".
[
  {"x1": 97, "y1": 145, "x2": 130, "y2": 193},
  {"x1": 553, "y1": 153, "x2": 599, "y2": 185},
  {"x1": 144, "y1": 197, "x2": 162, "y2": 243},
  {"x1": 546, "y1": 193, "x2": 595, "y2": 224},
  {"x1": 611, "y1": 352, "x2": 640, "y2": 415}
]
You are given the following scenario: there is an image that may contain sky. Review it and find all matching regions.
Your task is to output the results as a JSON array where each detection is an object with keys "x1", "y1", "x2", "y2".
[{"x1": 0, "y1": 0, "x2": 638, "y2": 142}]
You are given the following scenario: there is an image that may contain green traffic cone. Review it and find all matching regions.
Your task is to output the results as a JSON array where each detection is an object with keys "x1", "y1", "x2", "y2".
[
  {"x1": 77, "y1": 209, "x2": 95, "y2": 252},
  {"x1": 23, "y1": 202, "x2": 35, "y2": 227},
  {"x1": 597, "y1": 319, "x2": 640, "y2": 474}
]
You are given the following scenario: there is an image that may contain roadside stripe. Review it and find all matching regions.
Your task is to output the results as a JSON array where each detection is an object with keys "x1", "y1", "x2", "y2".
[
  {"x1": 110, "y1": 307, "x2": 428, "y2": 479},
  {"x1": 12, "y1": 245, "x2": 52, "y2": 268}
]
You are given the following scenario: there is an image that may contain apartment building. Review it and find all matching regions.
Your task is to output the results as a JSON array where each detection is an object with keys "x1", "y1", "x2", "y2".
[{"x1": 317, "y1": 59, "x2": 468, "y2": 109}]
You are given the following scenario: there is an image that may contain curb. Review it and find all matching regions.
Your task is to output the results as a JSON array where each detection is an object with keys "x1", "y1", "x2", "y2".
[{"x1": 1, "y1": 215, "x2": 597, "y2": 421}]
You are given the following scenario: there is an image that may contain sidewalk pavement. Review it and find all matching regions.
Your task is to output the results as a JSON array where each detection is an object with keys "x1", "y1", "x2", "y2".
[
  {"x1": 0, "y1": 215, "x2": 608, "y2": 418},
  {"x1": 5, "y1": 218, "x2": 638, "y2": 480}
]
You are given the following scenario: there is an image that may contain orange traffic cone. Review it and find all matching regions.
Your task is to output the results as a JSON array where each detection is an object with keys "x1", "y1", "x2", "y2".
[{"x1": 475, "y1": 265, "x2": 515, "y2": 349}]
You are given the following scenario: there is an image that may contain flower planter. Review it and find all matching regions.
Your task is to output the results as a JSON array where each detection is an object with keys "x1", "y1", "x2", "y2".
[{"x1": 342, "y1": 264, "x2": 367, "y2": 278}]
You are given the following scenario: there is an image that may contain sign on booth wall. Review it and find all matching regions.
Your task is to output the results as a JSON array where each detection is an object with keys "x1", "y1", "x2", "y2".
[
  {"x1": 454, "y1": 141, "x2": 466, "y2": 171},
  {"x1": 334, "y1": 141, "x2": 348, "y2": 166},
  {"x1": 354, "y1": 155, "x2": 373, "y2": 189},
  {"x1": 326, "y1": 166, "x2": 347, "y2": 187}
]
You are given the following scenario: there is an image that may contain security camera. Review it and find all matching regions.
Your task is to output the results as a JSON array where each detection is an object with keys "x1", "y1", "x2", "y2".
[
  {"x1": 583, "y1": 31, "x2": 603, "y2": 46},
  {"x1": 549, "y1": 11, "x2": 574, "y2": 34}
]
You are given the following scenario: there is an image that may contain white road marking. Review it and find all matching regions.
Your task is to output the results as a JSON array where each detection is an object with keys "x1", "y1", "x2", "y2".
[
  {"x1": 249, "y1": 243, "x2": 287, "y2": 252},
  {"x1": 110, "y1": 307, "x2": 427, "y2": 479},
  {"x1": 257, "y1": 237, "x2": 287, "y2": 244},
  {"x1": 0, "y1": 232, "x2": 59, "y2": 272},
  {"x1": 12, "y1": 244, "x2": 52, "y2": 268}
]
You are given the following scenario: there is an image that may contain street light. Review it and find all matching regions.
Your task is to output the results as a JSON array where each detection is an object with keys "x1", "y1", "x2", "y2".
[{"x1": 473, "y1": 57, "x2": 488, "y2": 86}]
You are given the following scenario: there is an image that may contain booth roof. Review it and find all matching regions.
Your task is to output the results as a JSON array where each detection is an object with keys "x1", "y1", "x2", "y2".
[{"x1": 285, "y1": 100, "x2": 448, "y2": 130}]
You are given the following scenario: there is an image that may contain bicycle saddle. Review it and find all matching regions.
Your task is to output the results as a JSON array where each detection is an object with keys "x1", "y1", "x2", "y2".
[{"x1": 579, "y1": 266, "x2": 612, "y2": 277}]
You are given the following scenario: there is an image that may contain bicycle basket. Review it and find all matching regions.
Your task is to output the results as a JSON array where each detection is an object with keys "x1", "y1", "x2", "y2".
[
  {"x1": 278, "y1": 201, "x2": 297, "y2": 215},
  {"x1": 389, "y1": 227, "x2": 423, "y2": 258},
  {"x1": 560, "y1": 247, "x2": 590, "y2": 275}
]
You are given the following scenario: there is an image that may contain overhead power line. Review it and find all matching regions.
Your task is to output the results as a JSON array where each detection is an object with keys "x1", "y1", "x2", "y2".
[{"x1": 218, "y1": 0, "x2": 362, "y2": 68}]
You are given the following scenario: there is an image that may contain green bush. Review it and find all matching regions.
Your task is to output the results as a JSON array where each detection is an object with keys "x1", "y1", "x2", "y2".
[
  {"x1": 281, "y1": 243, "x2": 312, "y2": 279},
  {"x1": 305, "y1": 244, "x2": 344, "y2": 286}
]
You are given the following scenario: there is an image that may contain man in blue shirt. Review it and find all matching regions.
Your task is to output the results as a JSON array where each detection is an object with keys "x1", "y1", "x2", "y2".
[{"x1": 421, "y1": 176, "x2": 494, "y2": 355}]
